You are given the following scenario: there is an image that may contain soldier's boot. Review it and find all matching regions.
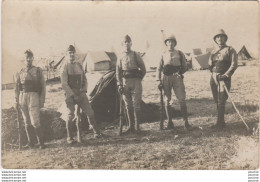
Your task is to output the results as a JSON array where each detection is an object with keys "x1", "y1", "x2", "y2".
[
  {"x1": 66, "y1": 121, "x2": 76, "y2": 144},
  {"x1": 165, "y1": 106, "x2": 174, "y2": 130},
  {"x1": 180, "y1": 104, "x2": 192, "y2": 131},
  {"x1": 76, "y1": 117, "x2": 82, "y2": 143},
  {"x1": 124, "y1": 108, "x2": 135, "y2": 134},
  {"x1": 24, "y1": 125, "x2": 35, "y2": 148},
  {"x1": 134, "y1": 110, "x2": 142, "y2": 134},
  {"x1": 35, "y1": 127, "x2": 46, "y2": 149},
  {"x1": 216, "y1": 104, "x2": 226, "y2": 130}
]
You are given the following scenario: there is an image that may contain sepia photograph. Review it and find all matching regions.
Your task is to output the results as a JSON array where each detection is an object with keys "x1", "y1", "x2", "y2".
[{"x1": 1, "y1": 1, "x2": 259, "y2": 171}]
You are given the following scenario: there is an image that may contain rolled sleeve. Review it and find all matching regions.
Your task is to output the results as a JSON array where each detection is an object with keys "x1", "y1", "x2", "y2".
[
  {"x1": 61, "y1": 64, "x2": 74, "y2": 99},
  {"x1": 135, "y1": 52, "x2": 146, "y2": 79},
  {"x1": 224, "y1": 48, "x2": 238, "y2": 77},
  {"x1": 116, "y1": 59, "x2": 123, "y2": 86},
  {"x1": 179, "y1": 51, "x2": 187, "y2": 74}
]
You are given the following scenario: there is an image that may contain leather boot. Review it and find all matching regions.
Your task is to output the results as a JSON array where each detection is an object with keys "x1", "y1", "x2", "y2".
[
  {"x1": 217, "y1": 104, "x2": 226, "y2": 130},
  {"x1": 180, "y1": 103, "x2": 192, "y2": 131},
  {"x1": 66, "y1": 121, "x2": 75, "y2": 144},
  {"x1": 124, "y1": 107, "x2": 135, "y2": 134},
  {"x1": 134, "y1": 109, "x2": 142, "y2": 134},
  {"x1": 35, "y1": 127, "x2": 46, "y2": 149},
  {"x1": 24, "y1": 125, "x2": 35, "y2": 148},
  {"x1": 165, "y1": 106, "x2": 174, "y2": 130}
]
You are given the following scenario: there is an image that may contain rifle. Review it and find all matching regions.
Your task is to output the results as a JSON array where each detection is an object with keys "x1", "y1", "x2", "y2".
[
  {"x1": 16, "y1": 94, "x2": 22, "y2": 150},
  {"x1": 159, "y1": 84, "x2": 164, "y2": 130},
  {"x1": 118, "y1": 93, "x2": 124, "y2": 136}
]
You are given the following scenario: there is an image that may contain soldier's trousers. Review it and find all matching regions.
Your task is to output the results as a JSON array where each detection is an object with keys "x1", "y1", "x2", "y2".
[
  {"x1": 122, "y1": 78, "x2": 142, "y2": 130},
  {"x1": 20, "y1": 92, "x2": 41, "y2": 128},
  {"x1": 162, "y1": 74, "x2": 186, "y2": 107},
  {"x1": 210, "y1": 73, "x2": 231, "y2": 106},
  {"x1": 65, "y1": 92, "x2": 99, "y2": 134}
]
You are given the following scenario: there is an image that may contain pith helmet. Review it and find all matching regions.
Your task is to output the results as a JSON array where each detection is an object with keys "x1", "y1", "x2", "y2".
[
  {"x1": 213, "y1": 29, "x2": 228, "y2": 43},
  {"x1": 164, "y1": 34, "x2": 177, "y2": 46},
  {"x1": 122, "y1": 34, "x2": 132, "y2": 42},
  {"x1": 24, "y1": 49, "x2": 34, "y2": 57},
  {"x1": 67, "y1": 45, "x2": 76, "y2": 52}
]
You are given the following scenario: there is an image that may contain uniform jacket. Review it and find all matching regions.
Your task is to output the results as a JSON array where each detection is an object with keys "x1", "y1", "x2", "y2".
[
  {"x1": 15, "y1": 66, "x2": 46, "y2": 105},
  {"x1": 157, "y1": 49, "x2": 187, "y2": 81},
  {"x1": 116, "y1": 50, "x2": 146, "y2": 86},
  {"x1": 208, "y1": 45, "x2": 238, "y2": 77},
  {"x1": 61, "y1": 60, "x2": 88, "y2": 99}
]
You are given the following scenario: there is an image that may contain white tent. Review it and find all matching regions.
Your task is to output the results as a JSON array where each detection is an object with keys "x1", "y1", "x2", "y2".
[
  {"x1": 192, "y1": 53, "x2": 210, "y2": 70},
  {"x1": 85, "y1": 51, "x2": 112, "y2": 72}
]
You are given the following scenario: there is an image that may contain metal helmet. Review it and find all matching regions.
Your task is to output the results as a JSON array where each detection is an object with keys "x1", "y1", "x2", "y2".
[
  {"x1": 213, "y1": 29, "x2": 228, "y2": 43},
  {"x1": 67, "y1": 45, "x2": 76, "y2": 52},
  {"x1": 164, "y1": 34, "x2": 177, "y2": 46}
]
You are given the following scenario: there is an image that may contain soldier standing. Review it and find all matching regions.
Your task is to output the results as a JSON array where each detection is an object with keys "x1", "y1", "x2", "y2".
[
  {"x1": 15, "y1": 49, "x2": 46, "y2": 149},
  {"x1": 209, "y1": 29, "x2": 238, "y2": 129},
  {"x1": 157, "y1": 34, "x2": 192, "y2": 131},
  {"x1": 61, "y1": 45, "x2": 102, "y2": 144},
  {"x1": 116, "y1": 35, "x2": 146, "y2": 134}
]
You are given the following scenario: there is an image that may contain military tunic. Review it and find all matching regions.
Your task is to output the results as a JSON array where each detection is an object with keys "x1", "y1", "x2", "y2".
[
  {"x1": 15, "y1": 66, "x2": 46, "y2": 128},
  {"x1": 208, "y1": 46, "x2": 238, "y2": 105},
  {"x1": 157, "y1": 49, "x2": 187, "y2": 106},
  {"x1": 61, "y1": 60, "x2": 99, "y2": 135},
  {"x1": 116, "y1": 50, "x2": 146, "y2": 130}
]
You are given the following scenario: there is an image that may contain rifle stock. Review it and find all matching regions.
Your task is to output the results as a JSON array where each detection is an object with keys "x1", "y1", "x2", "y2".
[
  {"x1": 16, "y1": 95, "x2": 22, "y2": 150},
  {"x1": 159, "y1": 88, "x2": 164, "y2": 130},
  {"x1": 118, "y1": 93, "x2": 123, "y2": 136}
]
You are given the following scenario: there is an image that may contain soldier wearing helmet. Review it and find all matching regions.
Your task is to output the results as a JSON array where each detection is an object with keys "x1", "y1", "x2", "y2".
[
  {"x1": 209, "y1": 29, "x2": 238, "y2": 130},
  {"x1": 116, "y1": 35, "x2": 146, "y2": 134},
  {"x1": 157, "y1": 34, "x2": 192, "y2": 131},
  {"x1": 61, "y1": 45, "x2": 102, "y2": 144},
  {"x1": 15, "y1": 49, "x2": 46, "y2": 149}
]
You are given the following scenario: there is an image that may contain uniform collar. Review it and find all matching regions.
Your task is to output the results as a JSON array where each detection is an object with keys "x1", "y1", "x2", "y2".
[{"x1": 123, "y1": 50, "x2": 132, "y2": 54}]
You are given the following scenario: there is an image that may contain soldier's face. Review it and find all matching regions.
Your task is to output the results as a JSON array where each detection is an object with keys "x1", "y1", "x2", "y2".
[
  {"x1": 68, "y1": 51, "x2": 75, "y2": 62},
  {"x1": 215, "y1": 35, "x2": 227, "y2": 45},
  {"x1": 25, "y1": 55, "x2": 33, "y2": 67},
  {"x1": 122, "y1": 40, "x2": 132, "y2": 52},
  {"x1": 166, "y1": 40, "x2": 176, "y2": 50}
]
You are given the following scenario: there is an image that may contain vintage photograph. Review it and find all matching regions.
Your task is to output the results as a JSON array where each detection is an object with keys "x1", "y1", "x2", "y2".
[{"x1": 1, "y1": 1, "x2": 259, "y2": 170}]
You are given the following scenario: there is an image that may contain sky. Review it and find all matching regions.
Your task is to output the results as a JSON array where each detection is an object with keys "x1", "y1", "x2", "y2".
[{"x1": 2, "y1": 1, "x2": 259, "y2": 69}]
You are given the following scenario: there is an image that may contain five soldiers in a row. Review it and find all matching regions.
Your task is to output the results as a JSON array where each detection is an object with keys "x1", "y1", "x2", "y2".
[{"x1": 15, "y1": 29, "x2": 238, "y2": 149}]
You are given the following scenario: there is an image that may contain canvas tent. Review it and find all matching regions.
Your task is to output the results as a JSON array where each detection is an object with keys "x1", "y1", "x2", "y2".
[
  {"x1": 105, "y1": 52, "x2": 117, "y2": 70},
  {"x1": 192, "y1": 48, "x2": 203, "y2": 56},
  {"x1": 238, "y1": 45, "x2": 252, "y2": 60},
  {"x1": 192, "y1": 53, "x2": 210, "y2": 70},
  {"x1": 85, "y1": 51, "x2": 113, "y2": 72},
  {"x1": 2, "y1": 50, "x2": 25, "y2": 89},
  {"x1": 206, "y1": 47, "x2": 214, "y2": 54}
]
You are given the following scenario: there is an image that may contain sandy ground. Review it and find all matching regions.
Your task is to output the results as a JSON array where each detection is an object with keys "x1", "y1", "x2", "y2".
[{"x1": 1, "y1": 64, "x2": 259, "y2": 169}]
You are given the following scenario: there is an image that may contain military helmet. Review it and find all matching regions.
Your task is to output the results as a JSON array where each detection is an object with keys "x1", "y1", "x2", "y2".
[
  {"x1": 67, "y1": 45, "x2": 76, "y2": 52},
  {"x1": 164, "y1": 34, "x2": 177, "y2": 46},
  {"x1": 24, "y1": 49, "x2": 34, "y2": 57},
  {"x1": 123, "y1": 34, "x2": 132, "y2": 42},
  {"x1": 213, "y1": 29, "x2": 228, "y2": 43}
]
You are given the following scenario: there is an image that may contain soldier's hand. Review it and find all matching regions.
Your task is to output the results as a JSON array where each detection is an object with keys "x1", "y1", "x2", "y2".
[
  {"x1": 217, "y1": 74, "x2": 228, "y2": 81},
  {"x1": 118, "y1": 86, "x2": 124, "y2": 95},
  {"x1": 158, "y1": 82, "x2": 163, "y2": 91}
]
